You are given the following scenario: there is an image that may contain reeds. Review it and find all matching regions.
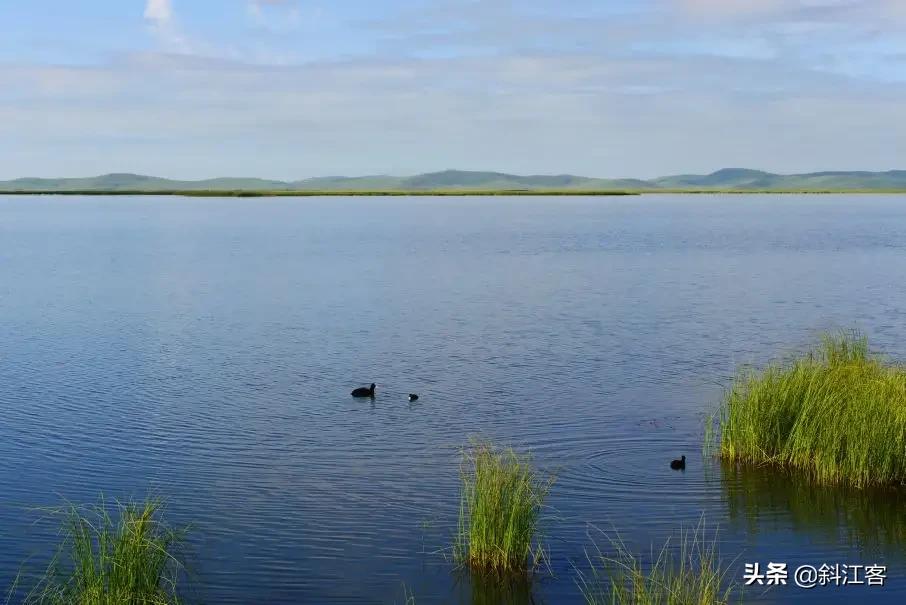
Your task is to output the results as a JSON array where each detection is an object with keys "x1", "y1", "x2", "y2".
[
  {"x1": 453, "y1": 443, "x2": 553, "y2": 576},
  {"x1": 578, "y1": 521, "x2": 736, "y2": 605},
  {"x1": 14, "y1": 497, "x2": 187, "y2": 605},
  {"x1": 717, "y1": 331, "x2": 906, "y2": 488}
]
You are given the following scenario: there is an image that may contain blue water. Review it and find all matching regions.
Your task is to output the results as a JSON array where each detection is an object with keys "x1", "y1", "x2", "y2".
[{"x1": 1, "y1": 194, "x2": 906, "y2": 603}]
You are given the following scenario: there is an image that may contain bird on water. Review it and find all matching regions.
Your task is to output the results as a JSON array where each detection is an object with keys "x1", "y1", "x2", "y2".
[
  {"x1": 670, "y1": 455, "x2": 686, "y2": 470},
  {"x1": 351, "y1": 383, "x2": 376, "y2": 398},
  {"x1": 408, "y1": 394, "x2": 419, "y2": 402}
]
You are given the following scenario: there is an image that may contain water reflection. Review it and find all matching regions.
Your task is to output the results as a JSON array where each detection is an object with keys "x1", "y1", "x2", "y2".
[
  {"x1": 451, "y1": 572, "x2": 539, "y2": 605},
  {"x1": 721, "y1": 460, "x2": 906, "y2": 552}
]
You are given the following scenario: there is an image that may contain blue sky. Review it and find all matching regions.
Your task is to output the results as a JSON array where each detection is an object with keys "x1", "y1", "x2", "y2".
[{"x1": 2, "y1": 0, "x2": 906, "y2": 179}]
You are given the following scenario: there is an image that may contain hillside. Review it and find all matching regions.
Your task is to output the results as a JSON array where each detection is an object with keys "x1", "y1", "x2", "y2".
[
  {"x1": 653, "y1": 168, "x2": 906, "y2": 190},
  {"x1": 0, "y1": 173, "x2": 293, "y2": 192},
  {"x1": 2, "y1": 169, "x2": 905, "y2": 193}
]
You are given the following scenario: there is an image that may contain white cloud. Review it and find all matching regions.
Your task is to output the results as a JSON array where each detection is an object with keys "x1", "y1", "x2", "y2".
[
  {"x1": 3, "y1": 0, "x2": 906, "y2": 178},
  {"x1": 251, "y1": 0, "x2": 293, "y2": 7},
  {"x1": 248, "y1": 0, "x2": 302, "y2": 31},
  {"x1": 143, "y1": 0, "x2": 198, "y2": 55},
  {"x1": 248, "y1": 0, "x2": 294, "y2": 17},
  {"x1": 673, "y1": 0, "x2": 906, "y2": 24},
  {"x1": 3, "y1": 51, "x2": 905, "y2": 180},
  {"x1": 144, "y1": 0, "x2": 173, "y2": 24},
  {"x1": 677, "y1": 0, "x2": 786, "y2": 16}
]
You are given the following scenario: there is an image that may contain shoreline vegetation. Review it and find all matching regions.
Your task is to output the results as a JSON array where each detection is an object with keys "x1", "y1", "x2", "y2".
[
  {"x1": 715, "y1": 331, "x2": 906, "y2": 488},
  {"x1": 11, "y1": 498, "x2": 187, "y2": 605},
  {"x1": 4, "y1": 189, "x2": 906, "y2": 197}
]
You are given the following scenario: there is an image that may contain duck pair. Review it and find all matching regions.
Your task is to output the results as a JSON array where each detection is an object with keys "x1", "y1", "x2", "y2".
[{"x1": 351, "y1": 384, "x2": 418, "y2": 401}]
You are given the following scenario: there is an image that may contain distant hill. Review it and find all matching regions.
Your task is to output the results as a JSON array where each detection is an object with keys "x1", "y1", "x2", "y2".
[
  {"x1": 653, "y1": 168, "x2": 906, "y2": 190},
  {"x1": 389, "y1": 170, "x2": 653, "y2": 191},
  {"x1": 291, "y1": 175, "x2": 407, "y2": 190},
  {"x1": 2, "y1": 169, "x2": 906, "y2": 193},
  {"x1": 654, "y1": 168, "x2": 775, "y2": 188},
  {"x1": 0, "y1": 173, "x2": 292, "y2": 191}
]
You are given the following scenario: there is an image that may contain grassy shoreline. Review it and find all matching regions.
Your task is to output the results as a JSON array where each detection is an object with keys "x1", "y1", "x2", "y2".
[{"x1": 3, "y1": 188, "x2": 906, "y2": 197}]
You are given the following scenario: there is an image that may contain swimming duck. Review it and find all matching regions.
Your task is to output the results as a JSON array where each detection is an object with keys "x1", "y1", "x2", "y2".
[
  {"x1": 408, "y1": 394, "x2": 419, "y2": 401},
  {"x1": 351, "y1": 383, "x2": 376, "y2": 398},
  {"x1": 670, "y1": 455, "x2": 686, "y2": 470}
]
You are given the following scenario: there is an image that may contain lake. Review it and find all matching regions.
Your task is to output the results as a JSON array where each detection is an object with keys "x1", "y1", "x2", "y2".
[{"x1": 1, "y1": 194, "x2": 906, "y2": 604}]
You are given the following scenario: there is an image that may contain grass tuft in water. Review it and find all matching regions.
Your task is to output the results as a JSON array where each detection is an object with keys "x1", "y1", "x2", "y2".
[
  {"x1": 453, "y1": 442, "x2": 553, "y2": 576},
  {"x1": 717, "y1": 330, "x2": 906, "y2": 488},
  {"x1": 578, "y1": 520, "x2": 737, "y2": 605},
  {"x1": 13, "y1": 497, "x2": 187, "y2": 605}
]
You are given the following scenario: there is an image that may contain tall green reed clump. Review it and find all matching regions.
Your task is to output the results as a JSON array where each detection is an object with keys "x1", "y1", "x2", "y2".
[
  {"x1": 15, "y1": 498, "x2": 187, "y2": 605},
  {"x1": 454, "y1": 443, "x2": 554, "y2": 576},
  {"x1": 578, "y1": 521, "x2": 736, "y2": 605},
  {"x1": 718, "y1": 331, "x2": 906, "y2": 488}
]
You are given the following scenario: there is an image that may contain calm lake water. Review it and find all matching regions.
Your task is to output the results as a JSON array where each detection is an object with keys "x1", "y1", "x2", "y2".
[{"x1": 2, "y1": 194, "x2": 906, "y2": 603}]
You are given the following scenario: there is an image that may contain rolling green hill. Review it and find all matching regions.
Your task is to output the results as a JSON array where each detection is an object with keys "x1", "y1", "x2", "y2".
[
  {"x1": 653, "y1": 168, "x2": 906, "y2": 190},
  {"x1": 2, "y1": 169, "x2": 905, "y2": 193},
  {"x1": 291, "y1": 175, "x2": 407, "y2": 190},
  {"x1": 0, "y1": 173, "x2": 293, "y2": 192}
]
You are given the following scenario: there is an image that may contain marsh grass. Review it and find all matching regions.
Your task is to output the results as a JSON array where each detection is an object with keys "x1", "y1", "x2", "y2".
[
  {"x1": 453, "y1": 443, "x2": 554, "y2": 576},
  {"x1": 578, "y1": 521, "x2": 737, "y2": 605},
  {"x1": 717, "y1": 331, "x2": 906, "y2": 488},
  {"x1": 11, "y1": 497, "x2": 187, "y2": 605}
]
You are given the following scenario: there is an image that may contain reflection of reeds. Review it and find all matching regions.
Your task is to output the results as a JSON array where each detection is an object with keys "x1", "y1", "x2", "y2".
[
  {"x1": 454, "y1": 442, "x2": 554, "y2": 576},
  {"x1": 397, "y1": 583, "x2": 416, "y2": 605},
  {"x1": 446, "y1": 566, "x2": 537, "y2": 605},
  {"x1": 12, "y1": 497, "x2": 187, "y2": 605},
  {"x1": 721, "y1": 460, "x2": 906, "y2": 551},
  {"x1": 717, "y1": 331, "x2": 906, "y2": 488},
  {"x1": 577, "y1": 519, "x2": 737, "y2": 605}
]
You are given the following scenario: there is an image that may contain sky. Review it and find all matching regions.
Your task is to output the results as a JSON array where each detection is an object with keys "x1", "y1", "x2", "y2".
[{"x1": 1, "y1": 0, "x2": 905, "y2": 180}]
